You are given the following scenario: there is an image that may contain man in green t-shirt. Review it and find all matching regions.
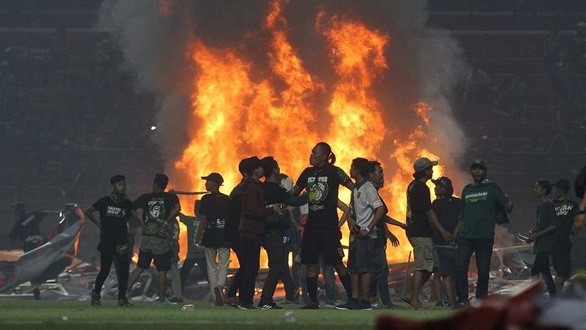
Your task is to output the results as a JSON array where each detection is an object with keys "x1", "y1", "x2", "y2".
[
  {"x1": 178, "y1": 210, "x2": 208, "y2": 293},
  {"x1": 454, "y1": 158, "x2": 512, "y2": 307}
]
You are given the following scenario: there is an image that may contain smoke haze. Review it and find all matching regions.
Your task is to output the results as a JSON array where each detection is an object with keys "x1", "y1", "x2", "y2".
[{"x1": 99, "y1": 0, "x2": 469, "y2": 186}]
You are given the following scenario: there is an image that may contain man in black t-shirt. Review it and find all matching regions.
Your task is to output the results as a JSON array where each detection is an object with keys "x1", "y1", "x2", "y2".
[
  {"x1": 258, "y1": 157, "x2": 298, "y2": 309},
  {"x1": 552, "y1": 179, "x2": 578, "y2": 294},
  {"x1": 85, "y1": 175, "x2": 133, "y2": 307},
  {"x1": 431, "y1": 176, "x2": 461, "y2": 307},
  {"x1": 128, "y1": 173, "x2": 181, "y2": 303},
  {"x1": 526, "y1": 180, "x2": 557, "y2": 296},
  {"x1": 406, "y1": 158, "x2": 452, "y2": 309},
  {"x1": 199, "y1": 172, "x2": 232, "y2": 306},
  {"x1": 225, "y1": 159, "x2": 247, "y2": 306},
  {"x1": 295, "y1": 142, "x2": 354, "y2": 309}
]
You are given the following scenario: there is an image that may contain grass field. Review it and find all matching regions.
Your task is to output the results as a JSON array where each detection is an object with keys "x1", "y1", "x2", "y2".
[{"x1": 0, "y1": 299, "x2": 453, "y2": 329}]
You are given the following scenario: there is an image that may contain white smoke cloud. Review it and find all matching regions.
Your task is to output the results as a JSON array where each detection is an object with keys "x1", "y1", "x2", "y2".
[{"x1": 98, "y1": 0, "x2": 193, "y2": 161}]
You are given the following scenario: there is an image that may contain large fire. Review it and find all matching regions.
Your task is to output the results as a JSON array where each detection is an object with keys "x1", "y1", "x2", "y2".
[{"x1": 171, "y1": 0, "x2": 447, "y2": 267}]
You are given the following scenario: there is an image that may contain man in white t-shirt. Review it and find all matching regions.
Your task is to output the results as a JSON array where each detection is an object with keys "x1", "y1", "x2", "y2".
[{"x1": 336, "y1": 158, "x2": 385, "y2": 310}]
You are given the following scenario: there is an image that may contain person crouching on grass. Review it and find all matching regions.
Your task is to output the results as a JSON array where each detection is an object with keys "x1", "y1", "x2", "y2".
[
  {"x1": 85, "y1": 175, "x2": 133, "y2": 307},
  {"x1": 128, "y1": 173, "x2": 181, "y2": 303},
  {"x1": 336, "y1": 158, "x2": 385, "y2": 310}
]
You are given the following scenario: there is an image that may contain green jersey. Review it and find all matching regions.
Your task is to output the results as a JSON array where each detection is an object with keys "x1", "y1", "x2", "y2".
[
  {"x1": 178, "y1": 213, "x2": 205, "y2": 259},
  {"x1": 460, "y1": 180, "x2": 511, "y2": 240}
]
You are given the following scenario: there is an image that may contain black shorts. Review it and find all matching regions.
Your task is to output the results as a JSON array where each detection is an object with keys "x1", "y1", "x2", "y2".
[
  {"x1": 553, "y1": 253, "x2": 571, "y2": 278},
  {"x1": 348, "y1": 235, "x2": 376, "y2": 274},
  {"x1": 137, "y1": 249, "x2": 172, "y2": 272},
  {"x1": 301, "y1": 228, "x2": 343, "y2": 266},
  {"x1": 435, "y1": 246, "x2": 458, "y2": 278}
]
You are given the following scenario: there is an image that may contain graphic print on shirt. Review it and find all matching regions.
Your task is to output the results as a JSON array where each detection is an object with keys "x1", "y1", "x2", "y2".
[
  {"x1": 106, "y1": 206, "x2": 126, "y2": 218},
  {"x1": 147, "y1": 199, "x2": 165, "y2": 221},
  {"x1": 144, "y1": 198, "x2": 166, "y2": 235},
  {"x1": 464, "y1": 191, "x2": 488, "y2": 202},
  {"x1": 307, "y1": 176, "x2": 329, "y2": 211},
  {"x1": 555, "y1": 203, "x2": 574, "y2": 216},
  {"x1": 216, "y1": 219, "x2": 225, "y2": 229}
]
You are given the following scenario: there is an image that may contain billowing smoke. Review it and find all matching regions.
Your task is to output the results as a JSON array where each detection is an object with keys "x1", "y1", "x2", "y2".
[
  {"x1": 98, "y1": 0, "x2": 195, "y2": 161},
  {"x1": 99, "y1": 0, "x2": 468, "y2": 185}
]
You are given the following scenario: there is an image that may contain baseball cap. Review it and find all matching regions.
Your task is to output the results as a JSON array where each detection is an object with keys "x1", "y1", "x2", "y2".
[
  {"x1": 432, "y1": 176, "x2": 453, "y2": 189},
  {"x1": 413, "y1": 157, "x2": 438, "y2": 173},
  {"x1": 470, "y1": 158, "x2": 487, "y2": 169},
  {"x1": 201, "y1": 172, "x2": 224, "y2": 185}
]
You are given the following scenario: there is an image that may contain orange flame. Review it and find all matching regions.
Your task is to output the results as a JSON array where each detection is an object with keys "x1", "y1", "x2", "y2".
[
  {"x1": 321, "y1": 19, "x2": 388, "y2": 249},
  {"x1": 170, "y1": 1, "x2": 452, "y2": 265}
]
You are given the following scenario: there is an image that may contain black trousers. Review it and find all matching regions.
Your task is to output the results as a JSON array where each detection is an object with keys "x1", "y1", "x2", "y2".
[
  {"x1": 235, "y1": 237, "x2": 261, "y2": 306},
  {"x1": 531, "y1": 251, "x2": 556, "y2": 296},
  {"x1": 227, "y1": 242, "x2": 242, "y2": 298},
  {"x1": 455, "y1": 237, "x2": 494, "y2": 302},
  {"x1": 94, "y1": 250, "x2": 130, "y2": 299},
  {"x1": 259, "y1": 233, "x2": 296, "y2": 305},
  {"x1": 180, "y1": 256, "x2": 208, "y2": 290}
]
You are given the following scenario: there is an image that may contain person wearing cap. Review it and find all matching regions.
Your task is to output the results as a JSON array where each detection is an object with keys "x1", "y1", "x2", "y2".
[
  {"x1": 84, "y1": 175, "x2": 133, "y2": 307},
  {"x1": 431, "y1": 176, "x2": 461, "y2": 308},
  {"x1": 405, "y1": 157, "x2": 453, "y2": 309},
  {"x1": 199, "y1": 172, "x2": 232, "y2": 306},
  {"x1": 294, "y1": 142, "x2": 354, "y2": 309},
  {"x1": 236, "y1": 156, "x2": 282, "y2": 309},
  {"x1": 128, "y1": 173, "x2": 181, "y2": 303},
  {"x1": 454, "y1": 158, "x2": 513, "y2": 306},
  {"x1": 551, "y1": 179, "x2": 578, "y2": 294}
]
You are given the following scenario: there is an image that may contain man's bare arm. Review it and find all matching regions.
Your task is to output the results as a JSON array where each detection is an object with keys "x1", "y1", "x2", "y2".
[
  {"x1": 385, "y1": 215, "x2": 407, "y2": 230},
  {"x1": 83, "y1": 206, "x2": 101, "y2": 229}
]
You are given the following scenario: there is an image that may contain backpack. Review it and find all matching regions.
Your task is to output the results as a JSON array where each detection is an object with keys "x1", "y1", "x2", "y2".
[{"x1": 575, "y1": 166, "x2": 586, "y2": 199}]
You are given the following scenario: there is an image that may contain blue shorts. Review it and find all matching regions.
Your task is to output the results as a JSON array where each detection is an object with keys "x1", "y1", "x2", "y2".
[{"x1": 348, "y1": 235, "x2": 376, "y2": 274}]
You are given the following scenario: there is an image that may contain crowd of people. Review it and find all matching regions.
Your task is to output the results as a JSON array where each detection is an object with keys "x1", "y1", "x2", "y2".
[{"x1": 14, "y1": 141, "x2": 577, "y2": 309}]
